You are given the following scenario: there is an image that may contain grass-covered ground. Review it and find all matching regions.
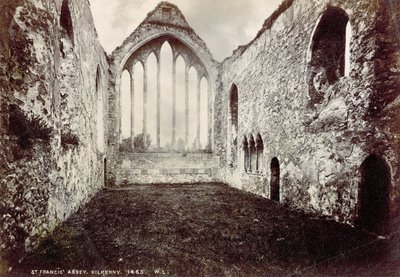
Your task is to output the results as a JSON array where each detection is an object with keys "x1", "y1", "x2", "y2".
[{"x1": 12, "y1": 183, "x2": 399, "y2": 276}]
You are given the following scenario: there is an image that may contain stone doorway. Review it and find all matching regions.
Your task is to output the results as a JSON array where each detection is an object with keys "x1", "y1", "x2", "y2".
[
  {"x1": 270, "y1": 157, "x2": 280, "y2": 202},
  {"x1": 358, "y1": 155, "x2": 390, "y2": 234}
]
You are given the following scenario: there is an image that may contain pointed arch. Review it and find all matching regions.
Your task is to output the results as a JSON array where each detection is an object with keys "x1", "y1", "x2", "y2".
[
  {"x1": 310, "y1": 7, "x2": 349, "y2": 82},
  {"x1": 256, "y1": 133, "x2": 264, "y2": 173},
  {"x1": 358, "y1": 155, "x2": 390, "y2": 234},
  {"x1": 249, "y1": 135, "x2": 256, "y2": 173},
  {"x1": 229, "y1": 84, "x2": 238, "y2": 127},
  {"x1": 229, "y1": 84, "x2": 238, "y2": 167},
  {"x1": 242, "y1": 135, "x2": 249, "y2": 172},
  {"x1": 60, "y1": 0, "x2": 74, "y2": 43},
  {"x1": 307, "y1": 7, "x2": 349, "y2": 104},
  {"x1": 114, "y1": 32, "x2": 214, "y2": 153},
  {"x1": 270, "y1": 157, "x2": 280, "y2": 202}
]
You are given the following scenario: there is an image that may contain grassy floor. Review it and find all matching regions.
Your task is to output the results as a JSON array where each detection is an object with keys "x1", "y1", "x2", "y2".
[{"x1": 12, "y1": 183, "x2": 399, "y2": 276}]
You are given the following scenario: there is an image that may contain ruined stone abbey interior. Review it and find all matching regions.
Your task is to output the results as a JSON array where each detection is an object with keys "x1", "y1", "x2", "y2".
[{"x1": 1, "y1": 0, "x2": 400, "y2": 273}]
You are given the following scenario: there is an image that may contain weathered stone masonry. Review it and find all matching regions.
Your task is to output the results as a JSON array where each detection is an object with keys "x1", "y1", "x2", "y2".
[
  {"x1": 108, "y1": 2, "x2": 220, "y2": 185},
  {"x1": 218, "y1": 0, "x2": 400, "y2": 232},
  {"x1": 0, "y1": 0, "x2": 399, "y2": 270},
  {"x1": 0, "y1": 0, "x2": 108, "y2": 269}
]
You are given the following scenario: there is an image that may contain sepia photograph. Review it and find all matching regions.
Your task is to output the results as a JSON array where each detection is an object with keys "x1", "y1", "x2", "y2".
[{"x1": 0, "y1": 0, "x2": 399, "y2": 276}]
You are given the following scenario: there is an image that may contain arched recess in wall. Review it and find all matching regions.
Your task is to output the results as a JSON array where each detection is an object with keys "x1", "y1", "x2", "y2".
[
  {"x1": 249, "y1": 135, "x2": 256, "y2": 173},
  {"x1": 229, "y1": 84, "x2": 238, "y2": 167},
  {"x1": 96, "y1": 66, "x2": 105, "y2": 152},
  {"x1": 242, "y1": 136, "x2": 249, "y2": 172},
  {"x1": 358, "y1": 155, "x2": 390, "y2": 234},
  {"x1": 270, "y1": 157, "x2": 280, "y2": 202},
  {"x1": 307, "y1": 7, "x2": 349, "y2": 105},
  {"x1": 60, "y1": 0, "x2": 74, "y2": 44},
  {"x1": 256, "y1": 133, "x2": 264, "y2": 173}
]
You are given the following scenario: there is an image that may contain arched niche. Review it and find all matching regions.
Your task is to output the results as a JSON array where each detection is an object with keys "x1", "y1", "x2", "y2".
[
  {"x1": 249, "y1": 135, "x2": 256, "y2": 173},
  {"x1": 229, "y1": 84, "x2": 238, "y2": 167},
  {"x1": 60, "y1": 0, "x2": 74, "y2": 44},
  {"x1": 255, "y1": 133, "x2": 264, "y2": 173},
  {"x1": 358, "y1": 155, "x2": 391, "y2": 234},
  {"x1": 307, "y1": 7, "x2": 350, "y2": 105},
  {"x1": 270, "y1": 157, "x2": 280, "y2": 202},
  {"x1": 242, "y1": 136, "x2": 249, "y2": 172}
]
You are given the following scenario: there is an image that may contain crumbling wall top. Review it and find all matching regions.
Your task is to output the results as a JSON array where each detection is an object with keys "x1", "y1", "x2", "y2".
[{"x1": 110, "y1": 1, "x2": 219, "y2": 81}]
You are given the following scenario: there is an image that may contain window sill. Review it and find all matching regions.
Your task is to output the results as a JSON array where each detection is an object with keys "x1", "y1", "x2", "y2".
[{"x1": 242, "y1": 171, "x2": 264, "y2": 177}]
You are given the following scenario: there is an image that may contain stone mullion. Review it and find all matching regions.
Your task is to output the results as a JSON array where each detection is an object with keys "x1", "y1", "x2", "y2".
[
  {"x1": 157, "y1": 55, "x2": 161, "y2": 148},
  {"x1": 185, "y1": 64, "x2": 189, "y2": 147},
  {"x1": 143, "y1": 61, "x2": 147, "y2": 147},
  {"x1": 130, "y1": 67, "x2": 135, "y2": 149},
  {"x1": 207, "y1": 79, "x2": 212, "y2": 151},
  {"x1": 196, "y1": 74, "x2": 201, "y2": 149},
  {"x1": 172, "y1": 57, "x2": 177, "y2": 147}
]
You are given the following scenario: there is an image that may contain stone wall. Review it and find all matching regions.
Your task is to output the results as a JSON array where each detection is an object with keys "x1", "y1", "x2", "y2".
[
  {"x1": 107, "y1": 2, "x2": 220, "y2": 186},
  {"x1": 0, "y1": 0, "x2": 108, "y2": 270},
  {"x1": 115, "y1": 153, "x2": 220, "y2": 185},
  {"x1": 373, "y1": 0, "x2": 400, "y2": 220},
  {"x1": 217, "y1": 0, "x2": 400, "y2": 227},
  {"x1": 1, "y1": 0, "x2": 399, "y2": 271}
]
